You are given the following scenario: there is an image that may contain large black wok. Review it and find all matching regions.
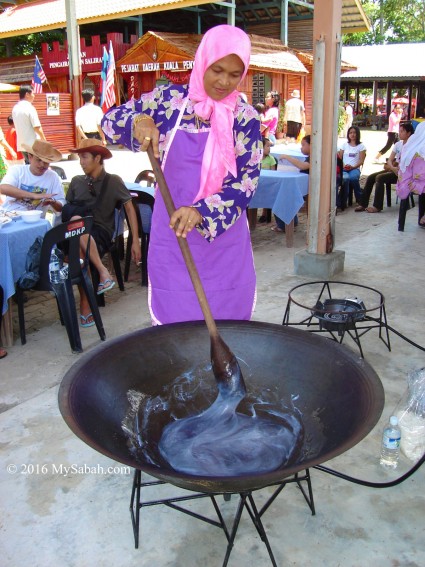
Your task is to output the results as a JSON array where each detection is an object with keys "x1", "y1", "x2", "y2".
[{"x1": 58, "y1": 321, "x2": 384, "y2": 494}]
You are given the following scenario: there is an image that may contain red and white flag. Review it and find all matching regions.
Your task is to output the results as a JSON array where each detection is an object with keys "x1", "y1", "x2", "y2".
[
  {"x1": 31, "y1": 55, "x2": 46, "y2": 94},
  {"x1": 102, "y1": 41, "x2": 116, "y2": 113}
]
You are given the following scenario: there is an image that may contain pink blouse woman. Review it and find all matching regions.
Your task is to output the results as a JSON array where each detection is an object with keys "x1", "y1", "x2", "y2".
[{"x1": 397, "y1": 121, "x2": 425, "y2": 225}]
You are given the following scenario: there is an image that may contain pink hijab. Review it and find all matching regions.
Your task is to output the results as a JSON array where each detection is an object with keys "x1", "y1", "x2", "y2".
[{"x1": 188, "y1": 25, "x2": 251, "y2": 201}]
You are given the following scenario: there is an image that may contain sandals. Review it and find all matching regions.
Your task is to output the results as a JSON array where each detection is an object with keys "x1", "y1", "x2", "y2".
[
  {"x1": 355, "y1": 206, "x2": 365, "y2": 212},
  {"x1": 97, "y1": 279, "x2": 115, "y2": 295},
  {"x1": 419, "y1": 215, "x2": 425, "y2": 227},
  {"x1": 80, "y1": 313, "x2": 95, "y2": 328},
  {"x1": 271, "y1": 226, "x2": 285, "y2": 233},
  {"x1": 0, "y1": 348, "x2": 7, "y2": 359},
  {"x1": 365, "y1": 206, "x2": 381, "y2": 213}
]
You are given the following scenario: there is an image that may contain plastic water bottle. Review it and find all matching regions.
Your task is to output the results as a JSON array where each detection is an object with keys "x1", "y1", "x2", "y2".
[
  {"x1": 380, "y1": 416, "x2": 401, "y2": 469},
  {"x1": 49, "y1": 248, "x2": 62, "y2": 284}
]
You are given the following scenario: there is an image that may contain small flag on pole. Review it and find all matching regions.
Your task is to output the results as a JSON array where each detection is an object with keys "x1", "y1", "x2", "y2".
[
  {"x1": 100, "y1": 46, "x2": 109, "y2": 110},
  {"x1": 102, "y1": 41, "x2": 116, "y2": 113},
  {"x1": 31, "y1": 55, "x2": 46, "y2": 94}
]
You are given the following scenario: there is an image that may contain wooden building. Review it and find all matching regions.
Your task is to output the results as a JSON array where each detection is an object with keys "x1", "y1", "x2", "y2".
[{"x1": 116, "y1": 31, "x2": 312, "y2": 123}]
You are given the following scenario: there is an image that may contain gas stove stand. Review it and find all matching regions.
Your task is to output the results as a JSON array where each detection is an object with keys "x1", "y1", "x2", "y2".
[
  {"x1": 283, "y1": 280, "x2": 391, "y2": 358},
  {"x1": 130, "y1": 469, "x2": 315, "y2": 567}
]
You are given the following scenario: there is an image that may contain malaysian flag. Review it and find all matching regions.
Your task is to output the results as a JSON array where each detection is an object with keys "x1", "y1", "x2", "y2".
[
  {"x1": 31, "y1": 56, "x2": 46, "y2": 94},
  {"x1": 102, "y1": 41, "x2": 116, "y2": 113},
  {"x1": 100, "y1": 46, "x2": 109, "y2": 110}
]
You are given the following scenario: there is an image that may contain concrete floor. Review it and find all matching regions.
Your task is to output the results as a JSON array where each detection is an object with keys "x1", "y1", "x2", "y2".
[{"x1": 1, "y1": 130, "x2": 424, "y2": 567}]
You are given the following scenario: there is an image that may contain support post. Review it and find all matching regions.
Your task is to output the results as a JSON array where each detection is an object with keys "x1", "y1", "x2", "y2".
[
  {"x1": 294, "y1": 0, "x2": 345, "y2": 278},
  {"x1": 65, "y1": 0, "x2": 82, "y2": 146}
]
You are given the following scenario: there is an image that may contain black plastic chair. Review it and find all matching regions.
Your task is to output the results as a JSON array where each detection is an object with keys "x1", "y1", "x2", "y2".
[
  {"x1": 398, "y1": 193, "x2": 424, "y2": 232},
  {"x1": 124, "y1": 170, "x2": 155, "y2": 287},
  {"x1": 50, "y1": 165, "x2": 67, "y2": 180},
  {"x1": 15, "y1": 216, "x2": 105, "y2": 353}
]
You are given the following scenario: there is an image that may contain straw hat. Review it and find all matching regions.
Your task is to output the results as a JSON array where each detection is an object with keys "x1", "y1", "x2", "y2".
[
  {"x1": 69, "y1": 138, "x2": 112, "y2": 159},
  {"x1": 291, "y1": 89, "x2": 301, "y2": 98},
  {"x1": 21, "y1": 140, "x2": 62, "y2": 163}
]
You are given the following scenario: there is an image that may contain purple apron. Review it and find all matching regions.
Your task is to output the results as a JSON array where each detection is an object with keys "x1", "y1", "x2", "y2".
[{"x1": 148, "y1": 126, "x2": 256, "y2": 325}]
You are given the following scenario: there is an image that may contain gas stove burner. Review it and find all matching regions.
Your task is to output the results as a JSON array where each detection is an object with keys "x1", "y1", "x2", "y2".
[{"x1": 313, "y1": 298, "x2": 366, "y2": 332}]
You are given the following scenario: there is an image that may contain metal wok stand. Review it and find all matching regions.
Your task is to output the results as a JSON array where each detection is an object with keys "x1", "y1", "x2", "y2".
[
  {"x1": 130, "y1": 469, "x2": 315, "y2": 566},
  {"x1": 283, "y1": 281, "x2": 391, "y2": 358}
]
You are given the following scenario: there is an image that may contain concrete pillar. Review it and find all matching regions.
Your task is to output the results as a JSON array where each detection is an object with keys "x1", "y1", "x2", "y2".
[{"x1": 295, "y1": 0, "x2": 345, "y2": 279}]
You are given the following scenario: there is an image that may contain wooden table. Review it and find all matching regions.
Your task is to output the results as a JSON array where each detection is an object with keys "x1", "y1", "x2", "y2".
[{"x1": 249, "y1": 168, "x2": 309, "y2": 247}]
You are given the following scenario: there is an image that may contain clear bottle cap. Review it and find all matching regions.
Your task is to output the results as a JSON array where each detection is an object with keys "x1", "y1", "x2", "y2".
[{"x1": 390, "y1": 415, "x2": 398, "y2": 426}]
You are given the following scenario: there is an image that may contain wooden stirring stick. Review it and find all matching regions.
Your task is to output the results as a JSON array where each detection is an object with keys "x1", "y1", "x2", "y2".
[{"x1": 147, "y1": 145, "x2": 246, "y2": 396}]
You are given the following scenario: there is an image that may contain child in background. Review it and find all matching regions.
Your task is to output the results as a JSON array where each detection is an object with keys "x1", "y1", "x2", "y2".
[
  {"x1": 255, "y1": 103, "x2": 268, "y2": 136},
  {"x1": 4, "y1": 116, "x2": 24, "y2": 166},
  {"x1": 258, "y1": 136, "x2": 277, "y2": 223}
]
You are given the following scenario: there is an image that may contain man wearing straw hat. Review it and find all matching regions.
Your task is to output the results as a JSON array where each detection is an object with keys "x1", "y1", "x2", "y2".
[
  {"x1": 64, "y1": 139, "x2": 141, "y2": 327},
  {"x1": 0, "y1": 139, "x2": 65, "y2": 219},
  {"x1": 283, "y1": 89, "x2": 305, "y2": 139}
]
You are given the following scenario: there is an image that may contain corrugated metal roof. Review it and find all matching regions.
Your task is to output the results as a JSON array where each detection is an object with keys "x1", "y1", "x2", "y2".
[
  {"x1": 0, "y1": 0, "x2": 370, "y2": 39},
  {"x1": 249, "y1": 51, "x2": 308, "y2": 74},
  {"x1": 341, "y1": 44, "x2": 425, "y2": 80},
  {"x1": 0, "y1": 0, "x2": 213, "y2": 37}
]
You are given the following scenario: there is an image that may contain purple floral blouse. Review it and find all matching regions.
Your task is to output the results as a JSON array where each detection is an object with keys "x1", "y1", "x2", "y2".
[
  {"x1": 396, "y1": 154, "x2": 425, "y2": 199},
  {"x1": 102, "y1": 85, "x2": 262, "y2": 242}
]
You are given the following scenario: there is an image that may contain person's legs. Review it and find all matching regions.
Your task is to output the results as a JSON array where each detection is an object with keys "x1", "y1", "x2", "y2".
[
  {"x1": 272, "y1": 214, "x2": 298, "y2": 232},
  {"x1": 356, "y1": 170, "x2": 382, "y2": 210},
  {"x1": 369, "y1": 171, "x2": 397, "y2": 211},
  {"x1": 286, "y1": 121, "x2": 298, "y2": 138},
  {"x1": 337, "y1": 173, "x2": 349, "y2": 209},
  {"x1": 376, "y1": 132, "x2": 397, "y2": 159},
  {"x1": 348, "y1": 169, "x2": 362, "y2": 203},
  {"x1": 273, "y1": 214, "x2": 285, "y2": 231},
  {"x1": 78, "y1": 229, "x2": 114, "y2": 320}
]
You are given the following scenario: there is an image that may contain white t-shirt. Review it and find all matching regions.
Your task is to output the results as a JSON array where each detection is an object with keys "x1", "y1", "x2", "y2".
[
  {"x1": 1, "y1": 164, "x2": 65, "y2": 218},
  {"x1": 284, "y1": 97, "x2": 305, "y2": 123},
  {"x1": 75, "y1": 103, "x2": 103, "y2": 134},
  {"x1": 12, "y1": 100, "x2": 42, "y2": 151},
  {"x1": 393, "y1": 140, "x2": 403, "y2": 163},
  {"x1": 341, "y1": 142, "x2": 366, "y2": 167}
]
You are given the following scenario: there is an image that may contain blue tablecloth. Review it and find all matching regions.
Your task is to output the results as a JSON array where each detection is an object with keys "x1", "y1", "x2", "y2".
[
  {"x1": 0, "y1": 218, "x2": 50, "y2": 314},
  {"x1": 270, "y1": 146, "x2": 304, "y2": 161},
  {"x1": 249, "y1": 169, "x2": 309, "y2": 225}
]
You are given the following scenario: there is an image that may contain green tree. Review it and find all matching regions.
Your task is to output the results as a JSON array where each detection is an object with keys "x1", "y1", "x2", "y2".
[
  {"x1": 0, "y1": 31, "x2": 65, "y2": 58},
  {"x1": 343, "y1": 0, "x2": 425, "y2": 45}
]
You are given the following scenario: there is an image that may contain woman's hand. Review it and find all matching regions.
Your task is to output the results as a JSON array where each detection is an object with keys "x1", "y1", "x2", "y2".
[
  {"x1": 169, "y1": 206, "x2": 203, "y2": 239},
  {"x1": 133, "y1": 114, "x2": 160, "y2": 158}
]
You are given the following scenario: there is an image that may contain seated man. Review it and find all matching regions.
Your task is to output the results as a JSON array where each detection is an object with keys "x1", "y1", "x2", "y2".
[
  {"x1": 64, "y1": 139, "x2": 141, "y2": 327},
  {"x1": 0, "y1": 140, "x2": 65, "y2": 220},
  {"x1": 355, "y1": 121, "x2": 415, "y2": 213}
]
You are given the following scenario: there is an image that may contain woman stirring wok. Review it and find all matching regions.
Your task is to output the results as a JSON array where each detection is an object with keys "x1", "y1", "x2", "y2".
[{"x1": 102, "y1": 25, "x2": 262, "y2": 324}]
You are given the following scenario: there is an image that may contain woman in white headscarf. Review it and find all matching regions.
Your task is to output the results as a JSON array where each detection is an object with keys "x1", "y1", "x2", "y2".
[{"x1": 397, "y1": 121, "x2": 425, "y2": 225}]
